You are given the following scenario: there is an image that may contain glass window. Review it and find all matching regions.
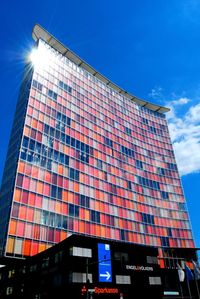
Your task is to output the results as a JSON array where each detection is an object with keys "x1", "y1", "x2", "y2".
[
  {"x1": 11, "y1": 203, "x2": 19, "y2": 218},
  {"x1": 161, "y1": 191, "x2": 169, "y2": 200},
  {"x1": 71, "y1": 246, "x2": 92, "y2": 258},
  {"x1": 14, "y1": 239, "x2": 22, "y2": 255},
  {"x1": 79, "y1": 195, "x2": 90, "y2": 208},
  {"x1": 48, "y1": 89, "x2": 57, "y2": 101},
  {"x1": 69, "y1": 168, "x2": 79, "y2": 181},
  {"x1": 136, "y1": 160, "x2": 143, "y2": 169},
  {"x1": 16, "y1": 174, "x2": 23, "y2": 187},
  {"x1": 90, "y1": 210, "x2": 100, "y2": 223},
  {"x1": 116, "y1": 275, "x2": 131, "y2": 284},
  {"x1": 69, "y1": 204, "x2": 79, "y2": 217},
  {"x1": 71, "y1": 272, "x2": 92, "y2": 283},
  {"x1": 149, "y1": 277, "x2": 161, "y2": 285}
]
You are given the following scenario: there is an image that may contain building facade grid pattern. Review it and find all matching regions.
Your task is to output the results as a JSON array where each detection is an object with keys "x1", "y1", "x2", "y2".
[{"x1": 2, "y1": 40, "x2": 194, "y2": 258}]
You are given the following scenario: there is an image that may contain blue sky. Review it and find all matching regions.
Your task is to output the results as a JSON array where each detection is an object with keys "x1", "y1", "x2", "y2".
[{"x1": 0, "y1": 0, "x2": 200, "y2": 247}]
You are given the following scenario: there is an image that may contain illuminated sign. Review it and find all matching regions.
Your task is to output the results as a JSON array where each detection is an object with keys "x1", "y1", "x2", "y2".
[
  {"x1": 98, "y1": 243, "x2": 112, "y2": 282},
  {"x1": 81, "y1": 286, "x2": 119, "y2": 295},
  {"x1": 126, "y1": 265, "x2": 153, "y2": 271},
  {"x1": 95, "y1": 287, "x2": 119, "y2": 294},
  {"x1": 164, "y1": 291, "x2": 179, "y2": 296}
]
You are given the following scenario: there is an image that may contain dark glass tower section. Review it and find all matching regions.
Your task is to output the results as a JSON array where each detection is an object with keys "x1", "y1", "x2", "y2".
[{"x1": 0, "y1": 66, "x2": 33, "y2": 256}]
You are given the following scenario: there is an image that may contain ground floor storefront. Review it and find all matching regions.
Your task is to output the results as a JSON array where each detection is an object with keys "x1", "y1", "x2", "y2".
[{"x1": 0, "y1": 235, "x2": 198, "y2": 298}]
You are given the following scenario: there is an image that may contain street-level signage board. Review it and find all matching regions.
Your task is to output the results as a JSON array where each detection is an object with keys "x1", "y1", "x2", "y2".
[
  {"x1": 126, "y1": 265, "x2": 153, "y2": 271},
  {"x1": 98, "y1": 243, "x2": 112, "y2": 282}
]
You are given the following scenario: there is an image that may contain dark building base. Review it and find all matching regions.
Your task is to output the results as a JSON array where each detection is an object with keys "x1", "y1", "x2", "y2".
[{"x1": 0, "y1": 234, "x2": 199, "y2": 299}]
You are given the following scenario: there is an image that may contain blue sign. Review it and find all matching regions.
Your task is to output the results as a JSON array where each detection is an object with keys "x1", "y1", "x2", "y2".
[{"x1": 98, "y1": 243, "x2": 112, "y2": 283}]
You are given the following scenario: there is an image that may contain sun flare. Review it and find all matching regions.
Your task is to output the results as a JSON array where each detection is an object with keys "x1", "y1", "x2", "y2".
[{"x1": 29, "y1": 44, "x2": 52, "y2": 70}]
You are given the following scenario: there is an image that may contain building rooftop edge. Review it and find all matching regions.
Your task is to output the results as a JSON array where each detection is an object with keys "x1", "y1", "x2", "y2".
[{"x1": 32, "y1": 23, "x2": 170, "y2": 114}]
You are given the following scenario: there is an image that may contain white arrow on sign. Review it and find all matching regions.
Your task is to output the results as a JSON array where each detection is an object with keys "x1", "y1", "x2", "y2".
[{"x1": 100, "y1": 271, "x2": 111, "y2": 280}]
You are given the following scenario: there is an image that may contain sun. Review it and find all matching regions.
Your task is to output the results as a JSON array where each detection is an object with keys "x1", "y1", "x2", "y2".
[{"x1": 29, "y1": 43, "x2": 52, "y2": 70}]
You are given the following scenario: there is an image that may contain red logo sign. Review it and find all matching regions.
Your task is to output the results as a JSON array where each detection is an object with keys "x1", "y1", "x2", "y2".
[{"x1": 81, "y1": 286, "x2": 119, "y2": 295}]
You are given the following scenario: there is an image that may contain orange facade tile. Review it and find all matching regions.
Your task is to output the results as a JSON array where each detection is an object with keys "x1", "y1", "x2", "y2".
[
  {"x1": 8, "y1": 220, "x2": 17, "y2": 235},
  {"x1": 6, "y1": 237, "x2": 14, "y2": 254}
]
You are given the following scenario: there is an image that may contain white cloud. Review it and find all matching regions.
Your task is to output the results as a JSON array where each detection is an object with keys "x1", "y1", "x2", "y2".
[
  {"x1": 148, "y1": 86, "x2": 163, "y2": 100},
  {"x1": 186, "y1": 102, "x2": 200, "y2": 123},
  {"x1": 166, "y1": 97, "x2": 190, "y2": 122},
  {"x1": 167, "y1": 99, "x2": 200, "y2": 176},
  {"x1": 148, "y1": 86, "x2": 200, "y2": 176},
  {"x1": 173, "y1": 138, "x2": 200, "y2": 176},
  {"x1": 172, "y1": 97, "x2": 190, "y2": 106}
]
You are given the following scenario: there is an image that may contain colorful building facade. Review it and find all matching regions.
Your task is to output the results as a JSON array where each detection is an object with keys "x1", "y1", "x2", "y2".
[{"x1": 0, "y1": 24, "x2": 195, "y2": 261}]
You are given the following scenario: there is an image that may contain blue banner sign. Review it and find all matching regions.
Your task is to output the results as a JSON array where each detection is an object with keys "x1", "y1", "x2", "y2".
[{"x1": 98, "y1": 243, "x2": 112, "y2": 283}]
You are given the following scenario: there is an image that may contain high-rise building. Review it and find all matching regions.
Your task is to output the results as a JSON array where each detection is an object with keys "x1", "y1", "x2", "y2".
[{"x1": 0, "y1": 24, "x2": 195, "y2": 262}]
